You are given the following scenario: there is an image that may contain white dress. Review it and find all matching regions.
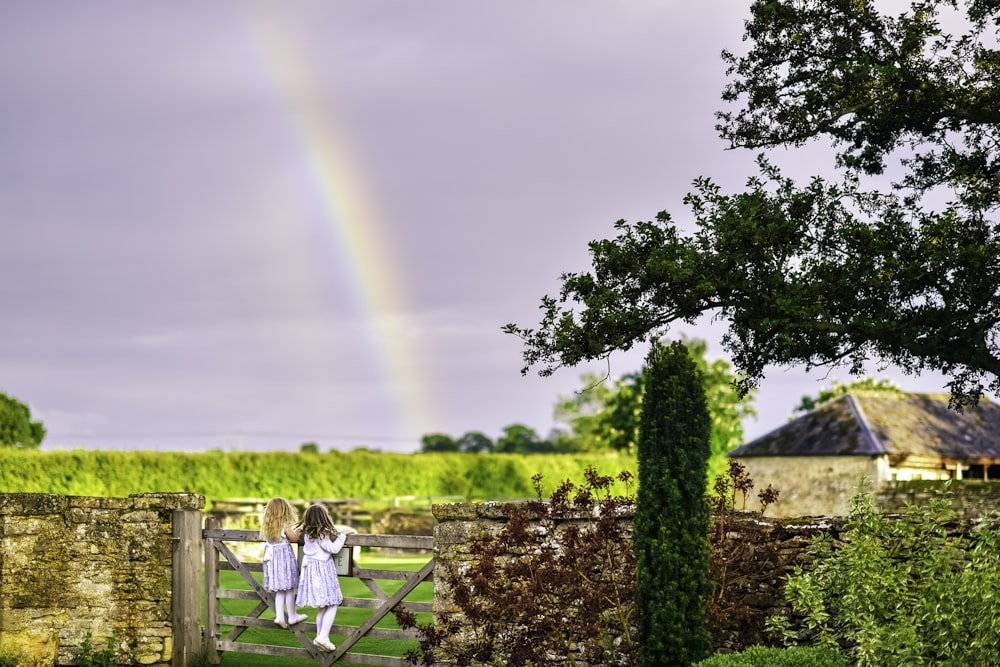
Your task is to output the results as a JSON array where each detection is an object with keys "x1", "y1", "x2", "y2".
[
  {"x1": 296, "y1": 533, "x2": 347, "y2": 607},
  {"x1": 262, "y1": 528, "x2": 299, "y2": 592}
]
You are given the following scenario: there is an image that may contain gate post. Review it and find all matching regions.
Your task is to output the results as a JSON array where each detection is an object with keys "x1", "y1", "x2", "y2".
[
  {"x1": 204, "y1": 516, "x2": 221, "y2": 664},
  {"x1": 172, "y1": 509, "x2": 203, "y2": 667}
]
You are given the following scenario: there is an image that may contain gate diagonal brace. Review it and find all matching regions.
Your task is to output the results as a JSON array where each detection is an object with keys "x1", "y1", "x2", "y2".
[
  {"x1": 329, "y1": 558, "x2": 435, "y2": 662},
  {"x1": 215, "y1": 540, "x2": 274, "y2": 642},
  {"x1": 214, "y1": 539, "x2": 328, "y2": 661},
  {"x1": 362, "y1": 579, "x2": 388, "y2": 601},
  {"x1": 215, "y1": 540, "x2": 272, "y2": 603}
]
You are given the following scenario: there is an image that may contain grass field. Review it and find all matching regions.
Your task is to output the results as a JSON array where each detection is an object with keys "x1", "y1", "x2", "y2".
[{"x1": 213, "y1": 553, "x2": 433, "y2": 666}]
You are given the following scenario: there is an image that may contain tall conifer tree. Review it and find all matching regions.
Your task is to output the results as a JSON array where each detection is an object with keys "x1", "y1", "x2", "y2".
[{"x1": 634, "y1": 340, "x2": 712, "y2": 666}]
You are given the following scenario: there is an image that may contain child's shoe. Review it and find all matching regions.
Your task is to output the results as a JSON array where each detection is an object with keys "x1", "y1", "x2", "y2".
[
  {"x1": 313, "y1": 638, "x2": 336, "y2": 651},
  {"x1": 288, "y1": 613, "x2": 308, "y2": 626}
]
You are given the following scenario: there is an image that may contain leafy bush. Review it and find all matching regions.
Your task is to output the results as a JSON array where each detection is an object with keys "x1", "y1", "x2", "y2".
[
  {"x1": 396, "y1": 467, "x2": 637, "y2": 667},
  {"x1": 769, "y1": 483, "x2": 1000, "y2": 666},
  {"x1": 694, "y1": 645, "x2": 850, "y2": 667},
  {"x1": 76, "y1": 631, "x2": 118, "y2": 667}
]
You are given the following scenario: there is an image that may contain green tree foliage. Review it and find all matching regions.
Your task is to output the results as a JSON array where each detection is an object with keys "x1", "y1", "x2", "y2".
[
  {"x1": 554, "y1": 371, "x2": 621, "y2": 452},
  {"x1": 495, "y1": 423, "x2": 561, "y2": 453},
  {"x1": 505, "y1": 1, "x2": 1000, "y2": 410},
  {"x1": 769, "y1": 486, "x2": 1000, "y2": 666},
  {"x1": 456, "y1": 430, "x2": 493, "y2": 453},
  {"x1": 794, "y1": 377, "x2": 903, "y2": 414},
  {"x1": 634, "y1": 341, "x2": 713, "y2": 666},
  {"x1": 555, "y1": 338, "x2": 755, "y2": 479},
  {"x1": 718, "y1": 0, "x2": 1000, "y2": 187},
  {"x1": 0, "y1": 392, "x2": 46, "y2": 449},
  {"x1": 420, "y1": 433, "x2": 460, "y2": 453},
  {"x1": 420, "y1": 429, "x2": 545, "y2": 454},
  {"x1": 692, "y1": 338, "x2": 756, "y2": 480}
]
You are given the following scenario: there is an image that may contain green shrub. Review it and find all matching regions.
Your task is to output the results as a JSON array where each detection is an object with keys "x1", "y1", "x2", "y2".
[
  {"x1": 769, "y1": 483, "x2": 1000, "y2": 666},
  {"x1": 694, "y1": 645, "x2": 850, "y2": 667},
  {"x1": 635, "y1": 341, "x2": 713, "y2": 667},
  {"x1": 76, "y1": 631, "x2": 118, "y2": 667}
]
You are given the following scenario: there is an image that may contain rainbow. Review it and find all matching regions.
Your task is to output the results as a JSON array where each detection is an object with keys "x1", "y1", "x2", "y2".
[{"x1": 241, "y1": 10, "x2": 431, "y2": 445}]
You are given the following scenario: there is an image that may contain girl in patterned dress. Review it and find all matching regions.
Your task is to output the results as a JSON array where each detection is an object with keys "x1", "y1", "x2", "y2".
[
  {"x1": 295, "y1": 503, "x2": 347, "y2": 652},
  {"x1": 260, "y1": 498, "x2": 308, "y2": 629}
]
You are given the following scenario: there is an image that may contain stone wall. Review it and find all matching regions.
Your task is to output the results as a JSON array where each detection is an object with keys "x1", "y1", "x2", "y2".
[
  {"x1": 706, "y1": 512, "x2": 846, "y2": 653},
  {"x1": 877, "y1": 480, "x2": 1000, "y2": 517},
  {"x1": 0, "y1": 493, "x2": 204, "y2": 667},
  {"x1": 432, "y1": 501, "x2": 845, "y2": 660},
  {"x1": 432, "y1": 500, "x2": 637, "y2": 665}
]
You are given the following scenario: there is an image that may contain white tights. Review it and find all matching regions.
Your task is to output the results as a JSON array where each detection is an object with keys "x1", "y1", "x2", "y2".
[
  {"x1": 274, "y1": 590, "x2": 298, "y2": 623},
  {"x1": 314, "y1": 605, "x2": 338, "y2": 642}
]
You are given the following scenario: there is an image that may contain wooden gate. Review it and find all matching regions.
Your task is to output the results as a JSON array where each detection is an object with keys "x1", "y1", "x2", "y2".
[{"x1": 204, "y1": 517, "x2": 434, "y2": 666}]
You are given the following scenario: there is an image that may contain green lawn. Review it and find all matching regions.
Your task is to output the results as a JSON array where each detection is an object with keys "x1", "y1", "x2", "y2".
[{"x1": 213, "y1": 553, "x2": 433, "y2": 666}]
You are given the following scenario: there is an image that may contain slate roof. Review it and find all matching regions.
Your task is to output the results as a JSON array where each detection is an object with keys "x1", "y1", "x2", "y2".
[{"x1": 730, "y1": 393, "x2": 1000, "y2": 459}]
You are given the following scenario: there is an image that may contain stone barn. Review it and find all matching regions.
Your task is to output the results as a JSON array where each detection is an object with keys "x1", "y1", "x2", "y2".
[{"x1": 729, "y1": 392, "x2": 1000, "y2": 517}]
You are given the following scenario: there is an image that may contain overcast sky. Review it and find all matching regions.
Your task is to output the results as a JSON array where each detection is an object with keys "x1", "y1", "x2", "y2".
[{"x1": 1, "y1": 2, "x2": 959, "y2": 453}]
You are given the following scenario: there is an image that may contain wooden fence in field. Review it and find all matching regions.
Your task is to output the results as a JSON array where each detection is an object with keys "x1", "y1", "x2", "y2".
[{"x1": 203, "y1": 517, "x2": 434, "y2": 666}]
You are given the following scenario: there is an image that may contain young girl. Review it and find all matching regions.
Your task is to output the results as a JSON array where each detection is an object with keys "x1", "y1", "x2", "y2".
[
  {"x1": 296, "y1": 503, "x2": 347, "y2": 652},
  {"x1": 260, "y1": 498, "x2": 308, "y2": 629}
]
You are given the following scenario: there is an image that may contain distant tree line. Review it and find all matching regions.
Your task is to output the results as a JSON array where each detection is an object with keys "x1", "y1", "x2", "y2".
[
  {"x1": 419, "y1": 424, "x2": 565, "y2": 455},
  {"x1": 418, "y1": 337, "x2": 756, "y2": 480}
]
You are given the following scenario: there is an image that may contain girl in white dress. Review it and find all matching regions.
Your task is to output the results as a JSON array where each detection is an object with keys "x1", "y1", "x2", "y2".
[
  {"x1": 260, "y1": 498, "x2": 308, "y2": 629},
  {"x1": 296, "y1": 503, "x2": 347, "y2": 652}
]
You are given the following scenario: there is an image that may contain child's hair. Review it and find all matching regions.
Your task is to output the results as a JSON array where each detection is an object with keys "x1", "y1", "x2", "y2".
[
  {"x1": 297, "y1": 503, "x2": 339, "y2": 541},
  {"x1": 260, "y1": 497, "x2": 299, "y2": 543}
]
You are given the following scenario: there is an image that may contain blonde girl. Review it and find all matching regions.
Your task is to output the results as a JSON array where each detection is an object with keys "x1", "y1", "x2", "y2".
[
  {"x1": 260, "y1": 498, "x2": 308, "y2": 629},
  {"x1": 295, "y1": 503, "x2": 347, "y2": 652}
]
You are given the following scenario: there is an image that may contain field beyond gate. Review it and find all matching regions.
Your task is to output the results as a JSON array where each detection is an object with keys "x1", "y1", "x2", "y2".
[{"x1": 204, "y1": 517, "x2": 434, "y2": 666}]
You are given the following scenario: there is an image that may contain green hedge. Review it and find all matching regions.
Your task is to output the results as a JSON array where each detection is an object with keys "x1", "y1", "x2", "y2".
[
  {"x1": 694, "y1": 646, "x2": 850, "y2": 667},
  {"x1": 0, "y1": 449, "x2": 636, "y2": 507}
]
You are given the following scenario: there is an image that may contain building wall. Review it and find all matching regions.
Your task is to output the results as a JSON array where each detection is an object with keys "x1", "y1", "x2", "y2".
[
  {"x1": 887, "y1": 464, "x2": 952, "y2": 481},
  {"x1": 733, "y1": 455, "x2": 882, "y2": 517},
  {"x1": 734, "y1": 456, "x2": 1000, "y2": 518},
  {"x1": 0, "y1": 492, "x2": 204, "y2": 667}
]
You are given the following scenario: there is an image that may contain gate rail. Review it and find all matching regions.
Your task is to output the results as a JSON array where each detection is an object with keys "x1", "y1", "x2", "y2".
[{"x1": 204, "y1": 516, "x2": 433, "y2": 666}]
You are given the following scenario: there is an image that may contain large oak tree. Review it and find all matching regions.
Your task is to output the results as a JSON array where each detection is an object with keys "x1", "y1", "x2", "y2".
[{"x1": 505, "y1": 0, "x2": 1000, "y2": 408}]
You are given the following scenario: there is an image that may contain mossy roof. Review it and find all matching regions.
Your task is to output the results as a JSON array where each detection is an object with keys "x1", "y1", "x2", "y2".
[{"x1": 730, "y1": 393, "x2": 1000, "y2": 458}]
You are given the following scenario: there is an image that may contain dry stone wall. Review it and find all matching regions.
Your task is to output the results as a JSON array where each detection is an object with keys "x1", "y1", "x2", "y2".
[
  {"x1": 432, "y1": 501, "x2": 847, "y2": 659},
  {"x1": 877, "y1": 480, "x2": 1000, "y2": 518},
  {"x1": 0, "y1": 492, "x2": 204, "y2": 667},
  {"x1": 706, "y1": 512, "x2": 847, "y2": 653}
]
